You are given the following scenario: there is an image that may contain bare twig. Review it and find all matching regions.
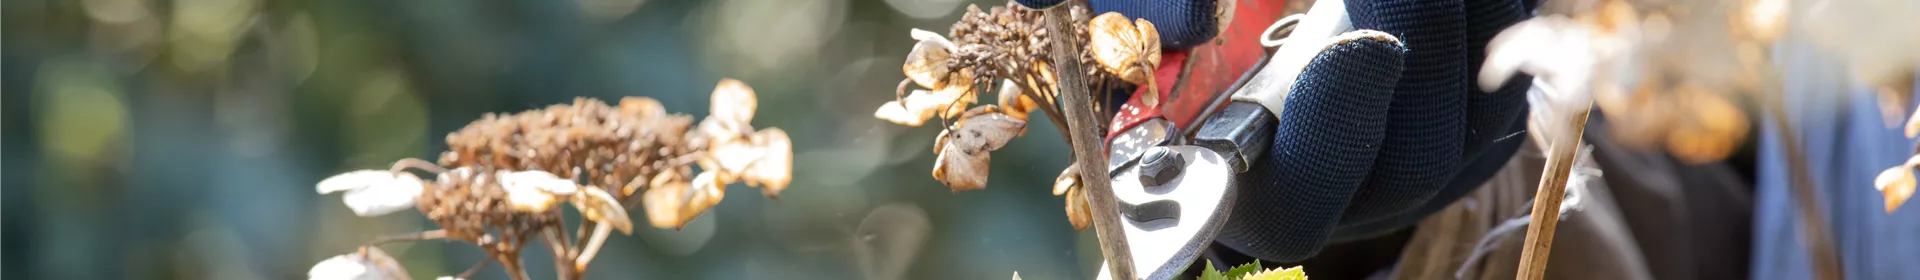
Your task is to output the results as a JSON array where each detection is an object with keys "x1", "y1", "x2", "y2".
[
  {"x1": 457, "y1": 259, "x2": 491, "y2": 279},
  {"x1": 371, "y1": 229, "x2": 448, "y2": 245},
  {"x1": 1515, "y1": 104, "x2": 1590, "y2": 280},
  {"x1": 488, "y1": 238, "x2": 532, "y2": 280},
  {"x1": 540, "y1": 228, "x2": 575, "y2": 280},
  {"x1": 1042, "y1": 4, "x2": 1136, "y2": 279},
  {"x1": 573, "y1": 222, "x2": 616, "y2": 273},
  {"x1": 389, "y1": 158, "x2": 448, "y2": 174},
  {"x1": 1764, "y1": 87, "x2": 1845, "y2": 280},
  {"x1": 1021, "y1": 77, "x2": 1077, "y2": 147}
]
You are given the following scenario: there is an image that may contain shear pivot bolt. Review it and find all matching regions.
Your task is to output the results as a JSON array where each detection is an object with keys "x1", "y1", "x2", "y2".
[{"x1": 1139, "y1": 147, "x2": 1184, "y2": 187}]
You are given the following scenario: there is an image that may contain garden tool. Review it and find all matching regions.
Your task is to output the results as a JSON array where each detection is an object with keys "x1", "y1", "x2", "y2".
[{"x1": 1095, "y1": 0, "x2": 1358, "y2": 278}]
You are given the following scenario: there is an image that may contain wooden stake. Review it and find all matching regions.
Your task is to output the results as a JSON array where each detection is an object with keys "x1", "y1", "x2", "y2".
[
  {"x1": 1515, "y1": 104, "x2": 1590, "y2": 280},
  {"x1": 1042, "y1": 4, "x2": 1137, "y2": 279}
]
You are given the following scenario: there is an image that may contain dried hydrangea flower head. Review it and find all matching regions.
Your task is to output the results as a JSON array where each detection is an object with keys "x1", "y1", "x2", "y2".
[
  {"x1": 874, "y1": 0, "x2": 1159, "y2": 230},
  {"x1": 313, "y1": 78, "x2": 791, "y2": 280}
]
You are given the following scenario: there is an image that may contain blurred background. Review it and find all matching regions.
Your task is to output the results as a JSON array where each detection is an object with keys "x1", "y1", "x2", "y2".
[{"x1": 2, "y1": 0, "x2": 1109, "y2": 279}]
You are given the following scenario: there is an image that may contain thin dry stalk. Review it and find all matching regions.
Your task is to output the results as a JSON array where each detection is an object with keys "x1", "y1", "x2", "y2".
[
  {"x1": 1764, "y1": 89, "x2": 1845, "y2": 280},
  {"x1": 1515, "y1": 104, "x2": 1590, "y2": 280},
  {"x1": 1042, "y1": 4, "x2": 1135, "y2": 279}
]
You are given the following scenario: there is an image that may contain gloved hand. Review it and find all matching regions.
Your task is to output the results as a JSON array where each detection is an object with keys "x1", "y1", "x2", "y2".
[
  {"x1": 1227, "y1": 0, "x2": 1536, "y2": 263},
  {"x1": 1023, "y1": 0, "x2": 1539, "y2": 263}
]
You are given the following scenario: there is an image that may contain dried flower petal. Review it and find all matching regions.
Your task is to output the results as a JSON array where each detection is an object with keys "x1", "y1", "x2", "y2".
[
  {"x1": 1875, "y1": 164, "x2": 1916, "y2": 213},
  {"x1": 308, "y1": 247, "x2": 410, "y2": 280},
  {"x1": 743, "y1": 128, "x2": 793, "y2": 197},
  {"x1": 1064, "y1": 185, "x2": 1091, "y2": 230},
  {"x1": 498, "y1": 170, "x2": 578, "y2": 212},
  {"x1": 1087, "y1": 12, "x2": 1162, "y2": 86},
  {"x1": 711, "y1": 78, "x2": 758, "y2": 128},
  {"x1": 997, "y1": 80, "x2": 1039, "y2": 121},
  {"x1": 905, "y1": 28, "x2": 956, "y2": 89},
  {"x1": 873, "y1": 81, "x2": 976, "y2": 126},
  {"x1": 573, "y1": 186, "x2": 635, "y2": 234},
  {"x1": 317, "y1": 170, "x2": 426, "y2": 217},
  {"x1": 1135, "y1": 18, "x2": 1161, "y2": 70},
  {"x1": 705, "y1": 137, "x2": 766, "y2": 181},
  {"x1": 643, "y1": 171, "x2": 725, "y2": 229},
  {"x1": 619, "y1": 96, "x2": 667, "y2": 118},
  {"x1": 930, "y1": 106, "x2": 1027, "y2": 191},
  {"x1": 499, "y1": 170, "x2": 579, "y2": 195},
  {"x1": 1053, "y1": 163, "x2": 1080, "y2": 196}
]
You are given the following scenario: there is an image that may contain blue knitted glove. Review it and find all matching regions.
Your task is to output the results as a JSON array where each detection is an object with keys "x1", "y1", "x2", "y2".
[{"x1": 1207, "y1": 0, "x2": 1536, "y2": 263}]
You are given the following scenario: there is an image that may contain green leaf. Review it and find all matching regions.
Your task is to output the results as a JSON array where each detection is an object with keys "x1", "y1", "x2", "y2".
[
  {"x1": 1224, "y1": 261, "x2": 1264, "y2": 278},
  {"x1": 1199, "y1": 260, "x2": 1226, "y2": 280},
  {"x1": 1241, "y1": 266, "x2": 1308, "y2": 280}
]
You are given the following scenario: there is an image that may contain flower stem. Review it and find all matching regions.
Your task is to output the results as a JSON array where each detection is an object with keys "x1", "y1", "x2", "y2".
[{"x1": 1043, "y1": 4, "x2": 1136, "y2": 279}]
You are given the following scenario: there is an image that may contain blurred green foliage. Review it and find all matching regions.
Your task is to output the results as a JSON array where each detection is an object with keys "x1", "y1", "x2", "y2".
[{"x1": 1, "y1": 0, "x2": 1102, "y2": 279}]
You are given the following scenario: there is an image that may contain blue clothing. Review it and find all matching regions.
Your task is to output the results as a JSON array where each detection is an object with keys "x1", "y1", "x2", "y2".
[{"x1": 1753, "y1": 41, "x2": 1920, "y2": 280}]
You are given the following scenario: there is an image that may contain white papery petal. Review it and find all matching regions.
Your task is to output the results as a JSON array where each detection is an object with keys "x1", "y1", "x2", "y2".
[
  {"x1": 308, "y1": 254, "x2": 375, "y2": 280},
  {"x1": 318, "y1": 170, "x2": 401, "y2": 194},
  {"x1": 506, "y1": 189, "x2": 562, "y2": 212},
  {"x1": 498, "y1": 170, "x2": 576, "y2": 212},
  {"x1": 435, "y1": 277, "x2": 465, "y2": 280},
  {"x1": 709, "y1": 140, "x2": 766, "y2": 176},
  {"x1": 498, "y1": 170, "x2": 578, "y2": 195},
  {"x1": 436, "y1": 167, "x2": 474, "y2": 184},
  {"x1": 318, "y1": 170, "x2": 424, "y2": 217},
  {"x1": 909, "y1": 28, "x2": 955, "y2": 50},
  {"x1": 308, "y1": 248, "x2": 408, "y2": 280}
]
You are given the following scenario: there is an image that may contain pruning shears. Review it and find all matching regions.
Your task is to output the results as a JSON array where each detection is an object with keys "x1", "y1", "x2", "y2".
[{"x1": 1097, "y1": 0, "x2": 1352, "y2": 278}]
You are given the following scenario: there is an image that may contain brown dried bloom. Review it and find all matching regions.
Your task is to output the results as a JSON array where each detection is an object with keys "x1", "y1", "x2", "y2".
[
  {"x1": 316, "y1": 79, "x2": 790, "y2": 280},
  {"x1": 876, "y1": 1, "x2": 1145, "y2": 230}
]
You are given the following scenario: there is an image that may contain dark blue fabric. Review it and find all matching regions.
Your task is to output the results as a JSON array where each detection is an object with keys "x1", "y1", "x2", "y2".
[
  {"x1": 1014, "y1": 0, "x2": 1221, "y2": 50},
  {"x1": 1088, "y1": 0, "x2": 1219, "y2": 49},
  {"x1": 1013, "y1": 0, "x2": 1067, "y2": 9},
  {"x1": 1219, "y1": 0, "x2": 1533, "y2": 262},
  {"x1": 1329, "y1": 0, "x2": 1535, "y2": 239},
  {"x1": 1752, "y1": 41, "x2": 1920, "y2": 280},
  {"x1": 1338, "y1": 0, "x2": 1469, "y2": 224},
  {"x1": 1218, "y1": 35, "x2": 1405, "y2": 262}
]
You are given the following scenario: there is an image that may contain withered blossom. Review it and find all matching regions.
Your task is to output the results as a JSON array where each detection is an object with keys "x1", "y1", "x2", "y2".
[
  {"x1": 931, "y1": 106, "x2": 1027, "y2": 191},
  {"x1": 1087, "y1": 12, "x2": 1162, "y2": 107},
  {"x1": 874, "y1": 0, "x2": 1159, "y2": 229},
  {"x1": 313, "y1": 79, "x2": 790, "y2": 280}
]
